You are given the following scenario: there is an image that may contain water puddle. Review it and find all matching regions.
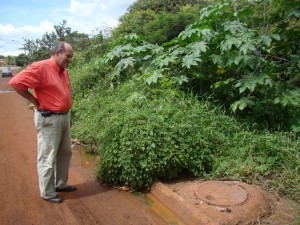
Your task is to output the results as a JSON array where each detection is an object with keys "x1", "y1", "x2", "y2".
[
  {"x1": 73, "y1": 145, "x2": 99, "y2": 169},
  {"x1": 131, "y1": 192, "x2": 185, "y2": 224},
  {"x1": 146, "y1": 193, "x2": 186, "y2": 225}
]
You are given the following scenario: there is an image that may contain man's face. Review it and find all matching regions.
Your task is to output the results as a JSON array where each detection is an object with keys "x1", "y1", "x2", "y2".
[{"x1": 56, "y1": 45, "x2": 73, "y2": 69}]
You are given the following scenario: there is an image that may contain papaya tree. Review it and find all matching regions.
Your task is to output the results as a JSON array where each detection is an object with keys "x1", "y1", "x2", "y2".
[{"x1": 104, "y1": 0, "x2": 300, "y2": 131}]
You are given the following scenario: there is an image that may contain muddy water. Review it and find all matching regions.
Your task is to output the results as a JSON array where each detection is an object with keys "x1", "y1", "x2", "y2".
[
  {"x1": 74, "y1": 145, "x2": 100, "y2": 169},
  {"x1": 74, "y1": 146, "x2": 185, "y2": 225},
  {"x1": 146, "y1": 193, "x2": 186, "y2": 225}
]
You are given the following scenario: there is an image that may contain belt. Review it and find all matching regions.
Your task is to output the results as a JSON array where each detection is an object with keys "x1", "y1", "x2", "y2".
[{"x1": 37, "y1": 109, "x2": 69, "y2": 115}]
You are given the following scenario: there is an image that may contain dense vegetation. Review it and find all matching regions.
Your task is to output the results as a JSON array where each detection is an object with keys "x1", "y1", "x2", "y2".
[
  {"x1": 70, "y1": 0, "x2": 299, "y2": 203},
  {"x1": 8, "y1": 0, "x2": 300, "y2": 209}
]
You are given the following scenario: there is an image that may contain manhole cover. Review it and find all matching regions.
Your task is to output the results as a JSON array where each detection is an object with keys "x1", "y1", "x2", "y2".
[{"x1": 196, "y1": 181, "x2": 250, "y2": 207}]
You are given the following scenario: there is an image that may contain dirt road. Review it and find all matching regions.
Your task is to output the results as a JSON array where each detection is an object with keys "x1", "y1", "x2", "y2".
[{"x1": 0, "y1": 76, "x2": 168, "y2": 225}]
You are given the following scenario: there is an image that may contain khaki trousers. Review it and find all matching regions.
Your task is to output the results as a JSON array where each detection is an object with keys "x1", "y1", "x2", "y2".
[{"x1": 34, "y1": 110, "x2": 72, "y2": 199}]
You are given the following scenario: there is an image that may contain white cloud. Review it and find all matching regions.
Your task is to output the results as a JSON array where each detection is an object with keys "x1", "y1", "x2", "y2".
[
  {"x1": 0, "y1": 0, "x2": 136, "y2": 56},
  {"x1": 68, "y1": 0, "x2": 106, "y2": 18},
  {"x1": 0, "y1": 21, "x2": 55, "y2": 56},
  {"x1": 65, "y1": 0, "x2": 122, "y2": 34}
]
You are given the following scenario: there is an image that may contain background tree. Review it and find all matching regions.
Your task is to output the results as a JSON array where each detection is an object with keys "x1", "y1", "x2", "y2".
[
  {"x1": 112, "y1": 0, "x2": 211, "y2": 44},
  {"x1": 4, "y1": 55, "x2": 16, "y2": 65},
  {"x1": 15, "y1": 53, "x2": 30, "y2": 67},
  {"x1": 128, "y1": 0, "x2": 208, "y2": 12},
  {"x1": 20, "y1": 20, "x2": 89, "y2": 63}
]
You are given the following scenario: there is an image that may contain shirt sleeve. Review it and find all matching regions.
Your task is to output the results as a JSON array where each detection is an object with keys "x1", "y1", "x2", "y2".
[{"x1": 9, "y1": 63, "x2": 41, "y2": 91}]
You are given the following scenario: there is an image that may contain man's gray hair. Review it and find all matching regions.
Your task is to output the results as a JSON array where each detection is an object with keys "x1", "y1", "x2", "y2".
[{"x1": 51, "y1": 41, "x2": 67, "y2": 55}]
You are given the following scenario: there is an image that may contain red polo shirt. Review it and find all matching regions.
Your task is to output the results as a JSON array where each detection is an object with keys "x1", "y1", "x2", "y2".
[{"x1": 9, "y1": 58, "x2": 72, "y2": 112}]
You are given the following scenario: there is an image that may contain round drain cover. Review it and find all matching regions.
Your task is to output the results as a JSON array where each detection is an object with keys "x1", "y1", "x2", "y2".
[{"x1": 196, "y1": 181, "x2": 250, "y2": 207}]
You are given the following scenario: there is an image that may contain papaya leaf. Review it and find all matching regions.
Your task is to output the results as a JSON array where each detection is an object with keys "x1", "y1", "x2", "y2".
[
  {"x1": 223, "y1": 20, "x2": 245, "y2": 33},
  {"x1": 210, "y1": 54, "x2": 223, "y2": 65},
  {"x1": 105, "y1": 44, "x2": 135, "y2": 63},
  {"x1": 233, "y1": 54, "x2": 244, "y2": 65},
  {"x1": 220, "y1": 36, "x2": 236, "y2": 52},
  {"x1": 105, "y1": 47, "x2": 123, "y2": 62},
  {"x1": 173, "y1": 75, "x2": 189, "y2": 85},
  {"x1": 240, "y1": 43, "x2": 256, "y2": 55},
  {"x1": 179, "y1": 28, "x2": 201, "y2": 41},
  {"x1": 230, "y1": 97, "x2": 255, "y2": 112},
  {"x1": 143, "y1": 55, "x2": 152, "y2": 60},
  {"x1": 290, "y1": 116, "x2": 300, "y2": 133},
  {"x1": 113, "y1": 33, "x2": 145, "y2": 46},
  {"x1": 115, "y1": 57, "x2": 136, "y2": 71},
  {"x1": 135, "y1": 44, "x2": 154, "y2": 54},
  {"x1": 275, "y1": 87, "x2": 300, "y2": 107},
  {"x1": 151, "y1": 46, "x2": 164, "y2": 55},
  {"x1": 227, "y1": 54, "x2": 245, "y2": 67},
  {"x1": 178, "y1": 27, "x2": 215, "y2": 43},
  {"x1": 182, "y1": 54, "x2": 202, "y2": 69},
  {"x1": 259, "y1": 35, "x2": 273, "y2": 47},
  {"x1": 200, "y1": 28, "x2": 216, "y2": 41},
  {"x1": 153, "y1": 54, "x2": 178, "y2": 68},
  {"x1": 199, "y1": 2, "x2": 228, "y2": 21},
  {"x1": 271, "y1": 34, "x2": 280, "y2": 41},
  {"x1": 145, "y1": 70, "x2": 163, "y2": 85},
  {"x1": 211, "y1": 78, "x2": 235, "y2": 89},
  {"x1": 187, "y1": 41, "x2": 208, "y2": 55},
  {"x1": 235, "y1": 73, "x2": 272, "y2": 93}
]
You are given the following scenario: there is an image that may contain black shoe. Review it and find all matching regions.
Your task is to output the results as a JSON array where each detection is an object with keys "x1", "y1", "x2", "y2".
[
  {"x1": 42, "y1": 196, "x2": 63, "y2": 203},
  {"x1": 56, "y1": 185, "x2": 77, "y2": 192}
]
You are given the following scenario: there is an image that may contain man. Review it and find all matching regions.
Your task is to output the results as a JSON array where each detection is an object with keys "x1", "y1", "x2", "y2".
[{"x1": 9, "y1": 41, "x2": 76, "y2": 204}]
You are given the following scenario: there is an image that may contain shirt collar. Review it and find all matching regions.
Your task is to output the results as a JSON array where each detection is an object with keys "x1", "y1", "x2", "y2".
[{"x1": 49, "y1": 58, "x2": 65, "y2": 73}]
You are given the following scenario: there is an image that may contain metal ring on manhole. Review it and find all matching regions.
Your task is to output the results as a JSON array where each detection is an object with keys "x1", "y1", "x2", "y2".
[{"x1": 195, "y1": 181, "x2": 250, "y2": 207}]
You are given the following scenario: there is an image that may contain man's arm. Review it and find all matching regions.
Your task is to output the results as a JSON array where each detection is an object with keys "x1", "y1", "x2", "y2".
[{"x1": 13, "y1": 88, "x2": 40, "y2": 108}]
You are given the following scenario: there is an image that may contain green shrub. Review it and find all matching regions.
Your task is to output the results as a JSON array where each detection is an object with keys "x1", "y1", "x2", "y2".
[
  {"x1": 72, "y1": 79, "x2": 299, "y2": 198},
  {"x1": 96, "y1": 101, "x2": 215, "y2": 188},
  {"x1": 69, "y1": 58, "x2": 110, "y2": 97},
  {"x1": 73, "y1": 78, "x2": 241, "y2": 189}
]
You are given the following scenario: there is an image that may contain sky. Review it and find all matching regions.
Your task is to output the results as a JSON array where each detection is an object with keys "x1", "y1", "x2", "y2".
[{"x1": 0, "y1": 0, "x2": 136, "y2": 56}]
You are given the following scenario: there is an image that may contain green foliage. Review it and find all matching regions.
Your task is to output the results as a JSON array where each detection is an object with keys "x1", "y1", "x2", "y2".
[
  {"x1": 211, "y1": 130, "x2": 300, "y2": 201},
  {"x1": 128, "y1": 0, "x2": 207, "y2": 12},
  {"x1": 96, "y1": 99, "x2": 215, "y2": 188},
  {"x1": 143, "y1": 8, "x2": 201, "y2": 44},
  {"x1": 15, "y1": 53, "x2": 30, "y2": 67},
  {"x1": 68, "y1": 0, "x2": 300, "y2": 203},
  {"x1": 69, "y1": 57, "x2": 111, "y2": 101},
  {"x1": 3, "y1": 55, "x2": 16, "y2": 66},
  {"x1": 113, "y1": 0, "x2": 210, "y2": 44},
  {"x1": 72, "y1": 74, "x2": 300, "y2": 198},
  {"x1": 8, "y1": 0, "x2": 299, "y2": 203},
  {"x1": 72, "y1": 78, "x2": 227, "y2": 188},
  {"x1": 115, "y1": 10, "x2": 156, "y2": 38},
  {"x1": 105, "y1": 0, "x2": 300, "y2": 132}
]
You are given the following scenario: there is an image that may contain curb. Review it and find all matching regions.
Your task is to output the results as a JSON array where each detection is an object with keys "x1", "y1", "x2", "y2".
[{"x1": 150, "y1": 182, "x2": 218, "y2": 225}]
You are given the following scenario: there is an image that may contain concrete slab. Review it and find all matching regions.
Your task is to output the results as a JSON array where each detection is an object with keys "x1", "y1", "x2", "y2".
[{"x1": 151, "y1": 180, "x2": 273, "y2": 225}]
